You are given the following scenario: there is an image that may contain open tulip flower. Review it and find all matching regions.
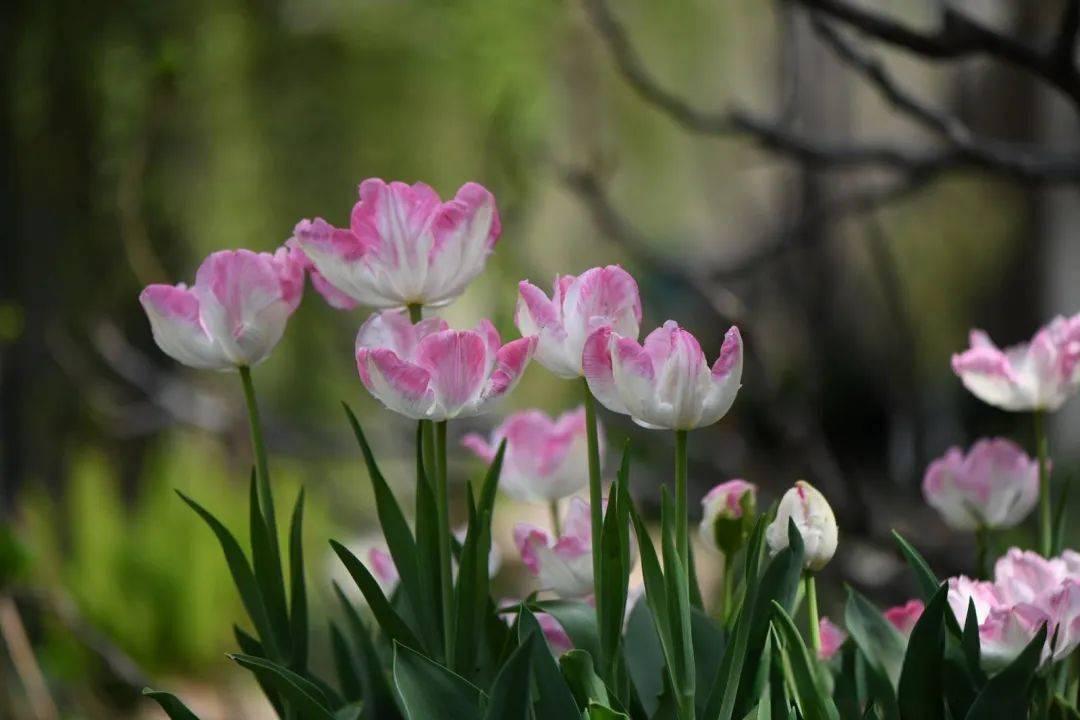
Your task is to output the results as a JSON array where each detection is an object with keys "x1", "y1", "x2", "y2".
[
  {"x1": 139, "y1": 247, "x2": 304, "y2": 370},
  {"x1": 354, "y1": 309, "x2": 536, "y2": 421},
  {"x1": 515, "y1": 497, "x2": 601, "y2": 598},
  {"x1": 922, "y1": 438, "x2": 1039, "y2": 531},
  {"x1": 462, "y1": 407, "x2": 598, "y2": 502},
  {"x1": 952, "y1": 316, "x2": 1080, "y2": 412},
  {"x1": 294, "y1": 179, "x2": 500, "y2": 310},
  {"x1": 515, "y1": 265, "x2": 642, "y2": 378},
  {"x1": 582, "y1": 321, "x2": 743, "y2": 430}
]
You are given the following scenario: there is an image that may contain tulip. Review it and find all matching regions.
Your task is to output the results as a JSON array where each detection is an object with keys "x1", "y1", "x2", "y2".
[
  {"x1": 514, "y1": 497, "x2": 595, "y2": 598},
  {"x1": 354, "y1": 309, "x2": 536, "y2": 421},
  {"x1": 922, "y1": 439, "x2": 1039, "y2": 531},
  {"x1": 765, "y1": 481, "x2": 838, "y2": 572},
  {"x1": 294, "y1": 179, "x2": 500, "y2": 309},
  {"x1": 818, "y1": 617, "x2": 847, "y2": 661},
  {"x1": 951, "y1": 317, "x2": 1080, "y2": 413},
  {"x1": 286, "y1": 237, "x2": 359, "y2": 311},
  {"x1": 884, "y1": 600, "x2": 925, "y2": 637},
  {"x1": 583, "y1": 321, "x2": 743, "y2": 431},
  {"x1": 139, "y1": 247, "x2": 304, "y2": 371},
  {"x1": 462, "y1": 407, "x2": 598, "y2": 504},
  {"x1": 699, "y1": 479, "x2": 757, "y2": 555},
  {"x1": 515, "y1": 266, "x2": 642, "y2": 379}
]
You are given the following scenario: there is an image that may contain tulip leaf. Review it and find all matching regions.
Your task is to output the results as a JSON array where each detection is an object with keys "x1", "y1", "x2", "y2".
[
  {"x1": 691, "y1": 608, "x2": 726, "y2": 715},
  {"x1": 393, "y1": 642, "x2": 484, "y2": 720},
  {"x1": 289, "y1": 487, "x2": 308, "y2": 671},
  {"x1": 481, "y1": 634, "x2": 535, "y2": 720},
  {"x1": 517, "y1": 605, "x2": 582, "y2": 718},
  {"x1": 142, "y1": 689, "x2": 202, "y2": 720},
  {"x1": 177, "y1": 490, "x2": 280, "y2": 660},
  {"x1": 343, "y1": 404, "x2": 435, "y2": 646},
  {"x1": 598, "y1": 444, "x2": 633, "y2": 679},
  {"x1": 330, "y1": 540, "x2": 424, "y2": 653},
  {"x1": 248, "y1": 470, "x2": 291, "y2": 662},
  {"x1": 624, "y1": 596, "x2": 665, "y2": 717},
  {"x1": 659, "y1": 488, "x2": 695, "y2": 716},
  {"x1": 843, "y1": 587, "x2": 906, "y2": 688},
  {"x1": 229, "y1": 653, "x2": 335, "y2": 720},
  {"x1": 414, "y1": 422, "x2": 444, "y2": 658},
  {"x1": 330, "y1": 622, "x2": 363, "y2": 703},
  {"x1": 963, "y1": 624, "x2": 1047, "y2": 720},
  {"x1": 588, "y1": 704, "x2": 630, "y2": 720},
  {"x1": 527, "y1": 599, "x2": 602, "y2": 663},
  {"x1": 561, "y1": 648, "x2": 612, "y2": 709},
  {"x1": 897, "y1": 583, "x2": 948, "y2": 720},
  {"x1": 770, "y1": 601, "x2": 839, "y2": 720},
  {"x1": 234, "y1": 625, "x2": 285, "y2": 717},
  {"x1": 332, "y1": 583, "x2": 401, "y2": 720},
  {"x1": 891, "y1": 531, "x2": 940, "y2": 604}
]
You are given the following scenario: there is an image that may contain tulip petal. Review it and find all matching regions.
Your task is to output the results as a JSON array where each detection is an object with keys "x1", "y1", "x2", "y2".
[
  {"x1": 140, "y1": 285, "x2": 231, "y2": 370},
  {"x1": 582, "y1": 327, "x2": 629, "y2": 414},
  {"x1": 359, "y1": 348, "x2": 435, "y2": 419}
]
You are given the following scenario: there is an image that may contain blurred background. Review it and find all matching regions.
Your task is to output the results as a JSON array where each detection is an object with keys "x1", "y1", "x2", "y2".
[{"x1": 3, "y1": 0, "x2": 1080, "y2": 716}]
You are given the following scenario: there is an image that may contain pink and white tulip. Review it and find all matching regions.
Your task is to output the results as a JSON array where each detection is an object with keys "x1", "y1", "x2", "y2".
[
  {"x1": 286, "y1": 237, "x2": 359, "y2": 311},
  {"x1": 922, "y1": 439, "x2": 1039, "y2": 531},
  {"x1": 583, "y1": 321, "x2": 743, "y2": 430},
  {"x1": 294, "y1": 179, "x2": 500, "y2": 309},
  {"x1": 765, "y1": 481, "x2": 838, "y2": 572},
  {"x1": 952, "y1": 316, "x2": 1080, "y2": 412},
  {"x1": 355, "y1": 310, "x2": 536, "y2": 421},
  {"x1": 884, "y1": 600, "x2": 924, "y2": 637},
  {"x1": 140, "y1": 247, "x2": 303, "y2": 370},
  {"x1": 699, "y1": 479, "x2": 757, "y2": 554},
  {"x1": 515, "y1": 266, "x2": 642, "y2": 378},
  {"x1": 819, "y1": 617, "x2": 847, "y2": 660},
  {"x1": 514, "y1": 497, "x2": 596, "y2": 598},
  {"x1": 462, "y1": 408, "x2": 598, "y2": 502}
]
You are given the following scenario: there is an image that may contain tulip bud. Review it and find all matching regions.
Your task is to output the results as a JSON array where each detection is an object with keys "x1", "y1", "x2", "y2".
[
  {"x1": 699, "y1": 479, "x2": 757, "y2": 557},
  {"x1": 765, "y1": 481, "x2": 838, "y2": 572}
]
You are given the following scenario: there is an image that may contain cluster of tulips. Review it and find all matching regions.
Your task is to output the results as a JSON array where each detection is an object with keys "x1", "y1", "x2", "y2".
[{"x1": 139, "y1": 178, "x2": 1080, "y2": 720}]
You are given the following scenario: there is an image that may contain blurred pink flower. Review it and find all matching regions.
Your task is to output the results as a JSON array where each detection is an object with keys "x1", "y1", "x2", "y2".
[
  {"x1": 355, "y1": 310, "x2": 535, "y2": 421},
  {"x1": 368, "y1": 547, "x2": 399, "y2": 591},
  {"x1": 951, "y1": 316, "x2": 1080, "y2": 412},
  {"x1": 922, "y1": 439, "x2": 1039, "y2": 531},
  {"x1": 514, "y1": 497, "x2": 597, "y2": 598},
  {"x1": 294, "y1": 179, "x2": 500, "y2": 309},
  {"x1": 515, "y1": 266, "x2": 642, "y2": 378},
  {"x1": 883, "y1": 600, "x2": 924, "y2": 637},
  {"x1": 139, "y1": 247, "x2": 303, "y2": 370},
  {"x1": 536, "y1": 611, "x2": 574, "y2": 656},
  {"x1": 818, "y1": 617, "x2": 847, "y2": 660},
  {"x1": 583, "y1": 321, "x2": 743, "y2": 430},
  {"x1": 462, "y1": 407, "x2": 599, "y2": 502}
]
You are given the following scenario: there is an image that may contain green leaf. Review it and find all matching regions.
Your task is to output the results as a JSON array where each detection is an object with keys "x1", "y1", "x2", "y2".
[
  {"x1": 230, "y1": 653, "x2": 335, "y2": 720},
  {"x1": 482, "y1": 634, "x2": 535, "y2": 720},
  {"x1": 415, "y1": 422, "x2": 444, "y2": 660},
  {"x1": 517, "y1": 605, "x2": 582, "y2": 718},
  {"x1": 177, "y1": 490, "x2": 279, "y2": 659},
  {"x1": 623, "y1": 596, "x2": 664, "y2": 717},
  {"x1": 330, "y1": 622, "x2": 363, "y2": 703},
  {"x1": 690, "y1": 608, "x2": 726, "y2": 715},
  {"x1": 249, "y1": 470, "x2": 291, "y2": 661},
  {"x1": 332, "y1": 583, "x2": 400, "y2": 720},
  {"x1": 234, "y1": 625, "x2": 285, "y2": 717},
  {"x1": 628, "y1": 495, "x2": 678, "y2": 700},
  {"x1": 844, "y1": 587, "x2": 906, "y2": 687},
  {"x1": 598, "y1": 444, "x2": 633, "y2": 678},
  {"x1": 528, "y1": 599, "x2": 601, "y2": 662},
  {"x1": 330, "y1": 540, "x2": 424, "y2": 653},
  {"x1": 659, "y1": 489, "x2": 694, "y2": 709},
  {"x1": 588, "y1": 703, "x2": 630, "y2": 719},
  {"x1": 770, "y1": 601, "x2": 838, "y2": 720},
  {"x1": 343, "y1": 404, "x2": 435, "y2": 646},
  {"x1": 963, "y1": 625, "x2": 1047, "y2": 720},
  {"x1": 142, "y1": 689, "x2": 201, "y2": 720},
  {"x1": 561, "y1": 648, "x2": 611, "y2": 709},
  {"x1": 289, "y1": 488, "x2": 309, "y2": 671},
  {"x1": 393, "y1": 642, "x2": 484, "y2": 720},
  {"x1": 897, "y1": 583, "x2": 948, "y2": 720},
  {"x1": 891, "y1": 531, "x2": 940, "y2": 603}
]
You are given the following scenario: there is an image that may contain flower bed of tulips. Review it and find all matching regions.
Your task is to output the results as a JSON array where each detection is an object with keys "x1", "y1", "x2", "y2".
[{"x1": 139, "y1": 179, "x2": 1080, "y2": 720}]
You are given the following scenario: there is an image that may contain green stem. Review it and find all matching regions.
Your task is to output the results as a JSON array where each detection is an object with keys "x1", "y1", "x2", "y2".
[
  {"x1": 434, "y1": 420, "x2": 455, "y2": 665},
  {"x1": 407, "y1": 303, "x2": 423, "y2": 324},
  {"x1": 239, "y1": 366, "x2": 278, "y2": 550},
  {"x1": 1036, "y1": 410, "x2": 1052, "y2": 557},
  {"x1": 675, "y1": 430, "x2": 689, "y2": 578},
  {"x1": 549, "y1": 500, "x2": 562, "y2": 537},
  {"x1": 805, "y1": 574, "x2": 821, "y2": 658},
  {"x1": 582, "y1": 380, "x2": 604, "y2": 622},
  {"x1": 975, "y1": 525, "x2": 990, "y2": 580}
]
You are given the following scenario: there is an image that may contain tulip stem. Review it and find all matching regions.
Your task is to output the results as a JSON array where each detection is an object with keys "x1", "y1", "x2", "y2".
[
  {"x1": 582, "y1": 380, "x2": 604, "y2": 632},
  {"x1": 805, "y1": 573, "x2": 821, "y2": 658},
  {"x1": 1035, "y1": 410, "x2": 1052, "y2": 557},
  {"x1": 407, "y1": 303, "x2": 423, "y2": 324},
  {"x1": 434, "y1": 420, "x2": 455, "y2": 665},
  {"x1": 239, "y1": 366, "x2": 278, "y2": 552},
  {"x1": 675, "y1": 430, "x2": 689, "y2": 577},
  {"x1": 549, "y1": 500, "x2": 562, "y2": 536}
]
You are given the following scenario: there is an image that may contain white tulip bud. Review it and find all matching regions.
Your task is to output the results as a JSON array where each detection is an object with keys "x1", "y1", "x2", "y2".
[{"x1": 765, "y1": 480, "x2": 838, "y2": 572}]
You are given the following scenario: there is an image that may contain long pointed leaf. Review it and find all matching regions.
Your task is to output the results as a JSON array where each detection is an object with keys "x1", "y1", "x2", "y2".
[
  {"x1": 482, "y1": 634, "x2": 536, "y2": 720},
  {"x1": 330, "y1": 540, "x2": 424, "y2": 652},
  {"x1": 393, "y1": 642, "x2": 484, "y2": 720},
  {"x1": 230, "y1": 654, "x2": 335, "y2": 720},
  {"x1": 289, "y1": 488, "x2": 308, "y2": 671},
  {"x1": 770, "y1": 602, "x2": 838, "y2": 720},
  {"x1": 143, "y1": 689, "x2": 201, "y2": 720},
  {"x1": 897, "y1": 583, "x2": 948, "y2": 720},
  {"x1": 249, "y1": 470, "x2": 291, "y2": 661}
]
